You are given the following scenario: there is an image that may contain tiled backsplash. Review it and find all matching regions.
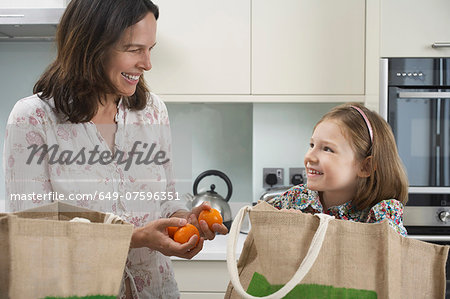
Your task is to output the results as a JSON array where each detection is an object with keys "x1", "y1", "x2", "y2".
[{"x1": 166, "y1": 103, "x2": 253, "y2": 203}]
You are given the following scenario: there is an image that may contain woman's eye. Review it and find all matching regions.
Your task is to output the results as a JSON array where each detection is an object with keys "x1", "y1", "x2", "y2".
[
  {"x1": 324, "y1": 146, "x2": 334, "y2": 153},
  {"x1": 309, "y1": 143, "x2": 314, "y2": 148}
]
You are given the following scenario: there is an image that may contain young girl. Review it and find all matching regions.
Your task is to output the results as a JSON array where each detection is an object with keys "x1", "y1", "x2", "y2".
[{"x1": 271, "y1": 103, "x2": 409, "y2": 236}]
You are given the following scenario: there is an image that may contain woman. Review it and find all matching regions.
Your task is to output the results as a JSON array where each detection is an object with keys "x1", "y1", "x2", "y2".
[{"x1": 4, "y1": 0, "x2": 227, "y2": 297}]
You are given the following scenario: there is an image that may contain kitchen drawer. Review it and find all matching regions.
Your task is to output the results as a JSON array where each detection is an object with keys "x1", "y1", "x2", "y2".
[{"x1": 172, "y1": 260, "x2": 230, "y2": 292}]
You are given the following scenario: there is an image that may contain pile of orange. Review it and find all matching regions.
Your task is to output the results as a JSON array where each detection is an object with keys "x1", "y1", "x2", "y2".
[{"x1": 167, "y1": 208, "x2": 223, "y2": 246}]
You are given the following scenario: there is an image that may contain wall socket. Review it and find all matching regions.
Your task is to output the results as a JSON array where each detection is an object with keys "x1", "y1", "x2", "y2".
[
  {"x1": 289, "y1": 167, "x2": 306, "y2": 186},
  {"x1": 262, "y1": 168, "x2": 284, "y2": 189}
]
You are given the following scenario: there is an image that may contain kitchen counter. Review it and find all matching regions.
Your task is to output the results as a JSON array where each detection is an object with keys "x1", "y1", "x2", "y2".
[
  {"x1": 171, "y1": 233, "x2": 248, "y2": 297},
  {"x1": 171, "y1": 232, "x2": 248, "y2": 261}
]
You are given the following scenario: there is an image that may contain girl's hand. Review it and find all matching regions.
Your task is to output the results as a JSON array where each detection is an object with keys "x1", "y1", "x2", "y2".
[
  {"x1": 172, "y1": 202, "x2": 229, "y2": 240},
  {"x1": 131, "y1": 217, "x2": 204, "y2": 259}
]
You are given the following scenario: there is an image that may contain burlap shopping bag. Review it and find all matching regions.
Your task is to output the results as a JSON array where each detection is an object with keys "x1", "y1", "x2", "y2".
[
  {"x1": 0, "y1": 201, "x2": 133, "y2": 299},
  {"x1": 226, "y1": 201, "x2": 449, "y2": 299}
]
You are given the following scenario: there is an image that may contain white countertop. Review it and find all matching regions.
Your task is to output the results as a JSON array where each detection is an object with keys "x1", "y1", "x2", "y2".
[{"x1": 171, "y1": 232, "x2": 248, "y2": 261}]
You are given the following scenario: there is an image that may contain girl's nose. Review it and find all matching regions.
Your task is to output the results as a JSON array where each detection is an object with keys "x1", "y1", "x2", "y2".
[{"x1": 304, "y1": 149, "x2": 318, "y2": 164}]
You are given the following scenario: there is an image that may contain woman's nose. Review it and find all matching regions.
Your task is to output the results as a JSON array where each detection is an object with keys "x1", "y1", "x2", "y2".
[{"x1": 140, "y1": 52, "x2": 152, "y2": 71}]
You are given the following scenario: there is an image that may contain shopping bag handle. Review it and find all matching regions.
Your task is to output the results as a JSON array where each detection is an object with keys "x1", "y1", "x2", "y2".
[{"x1": 227, "y1": 205, "x2": 334, "y2": 299}]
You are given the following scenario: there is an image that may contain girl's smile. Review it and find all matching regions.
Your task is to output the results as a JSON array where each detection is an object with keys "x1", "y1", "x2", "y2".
[{"x1": 307, "y1": 167, "x2": 323, "y2": 176}]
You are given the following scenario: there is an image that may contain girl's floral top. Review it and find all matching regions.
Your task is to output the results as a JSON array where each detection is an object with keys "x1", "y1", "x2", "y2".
[
  {"x1": 271, "y1": 184, "x2": 407, "y2": 237},
  {"x1": 4, "y1": 93, "x2": 186, "y2": 299}
]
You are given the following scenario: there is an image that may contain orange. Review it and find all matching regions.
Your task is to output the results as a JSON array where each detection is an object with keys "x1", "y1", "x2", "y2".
[
  {"x1": 198, "y1": 208, "x2": 223, "y2": 230},
  {"x1": 173, "y1": 224, "x2": 200, "y2": 246},
  {"x1": 167, "y1": 226, "x2": 178, "y2": 239}
]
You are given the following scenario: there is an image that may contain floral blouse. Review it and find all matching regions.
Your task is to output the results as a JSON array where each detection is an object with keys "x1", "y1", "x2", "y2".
[
  {"x1": 271, "y1": 184, "x2": 407, "y2": 237},
  {"x1": 4, "y1": 93, "x2": 186, "y2": 298}
]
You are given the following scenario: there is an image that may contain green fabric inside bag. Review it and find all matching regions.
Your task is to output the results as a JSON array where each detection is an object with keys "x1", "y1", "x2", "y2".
[{"x1": 247, "y1": 272, "x2": 377, "y2": 299}]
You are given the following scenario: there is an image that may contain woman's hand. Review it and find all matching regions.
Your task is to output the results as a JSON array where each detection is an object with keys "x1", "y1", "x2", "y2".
[
  {"x1": 171, "y1": 202, "x2": 229, "y2": 240},
  {"x1": 130, "y1": 217, "x2": 204, "y2": 259}
]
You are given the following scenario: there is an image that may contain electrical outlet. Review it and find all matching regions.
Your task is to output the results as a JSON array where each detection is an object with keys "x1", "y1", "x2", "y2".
[
  {"x1": 263, "y1": 168, "x2": 284, "y2": 189},
  {"x1": 289, "y1": 167, "x2": 306, "y2": 186}
]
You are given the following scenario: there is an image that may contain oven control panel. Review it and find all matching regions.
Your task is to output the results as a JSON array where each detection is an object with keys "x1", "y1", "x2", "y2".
[
  {"x1": 394, "y1": 72, "x2": 424, "y2": 78},
  {"x1": 404, "y1": 206, "x2": 450, "y2": 226},
  {"x1": 388, "y1": 58, "x2": 445, "y2": 86}
]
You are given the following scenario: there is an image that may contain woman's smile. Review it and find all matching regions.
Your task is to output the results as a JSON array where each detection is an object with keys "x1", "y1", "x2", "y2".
[{"x1": 121, "y1": 72, "x2": 141, "y2": 84}]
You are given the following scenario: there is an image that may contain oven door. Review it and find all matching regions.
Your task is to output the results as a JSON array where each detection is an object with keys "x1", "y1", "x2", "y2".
[{"x1": 388, "y1": 87, "x2": 450, "y2": 188}]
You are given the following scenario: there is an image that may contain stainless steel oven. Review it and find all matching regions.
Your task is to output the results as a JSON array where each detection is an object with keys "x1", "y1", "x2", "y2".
[{"x1": 380, "y1": 58, "x2": 450, "y2": 297}]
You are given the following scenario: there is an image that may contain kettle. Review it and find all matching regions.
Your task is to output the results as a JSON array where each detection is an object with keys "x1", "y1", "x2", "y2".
[{"x1": 187, "y1": 170, "x2": 233, "y2": 230}]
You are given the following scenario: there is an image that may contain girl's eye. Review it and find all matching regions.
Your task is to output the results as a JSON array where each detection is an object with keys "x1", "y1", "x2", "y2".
[
  {"x1": 324, "y1": 146, "x2": 334, "y2": 153},
  {"x1": 309, "y1": 143, "x2": 314, "y2": 148}
]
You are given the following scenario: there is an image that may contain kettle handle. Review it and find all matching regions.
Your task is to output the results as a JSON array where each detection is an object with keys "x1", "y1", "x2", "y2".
[{"x1": 193, "y1": 170, "x2": 233, "y2": 202}]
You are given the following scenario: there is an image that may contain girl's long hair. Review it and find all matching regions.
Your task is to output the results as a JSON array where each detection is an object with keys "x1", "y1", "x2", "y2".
[
  {"x1": 315, "y1": 103, "x2": 409, "y2": 210},
  {"x1": 33, "y1": 0, "x2": 159, "y2": 123}
]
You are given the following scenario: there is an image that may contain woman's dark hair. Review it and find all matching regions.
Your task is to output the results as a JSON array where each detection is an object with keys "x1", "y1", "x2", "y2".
[{"x1": 33, "y1": 0, "x2": 159, "y2": 123}]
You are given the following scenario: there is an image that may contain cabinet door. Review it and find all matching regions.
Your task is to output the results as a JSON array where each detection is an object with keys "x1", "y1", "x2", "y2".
[
  {"x1": 252, "y1": 0, "x2": 365, "y2": 95},
  {"x1": 145, "y1": 0, "x2": 250, "y2": 95},
  {"x1": 381, "y1": 0, "x2": 450, "y2": 57},
  {"x1": 0, "y1": 0, "x2": 66, "y2": 8}
]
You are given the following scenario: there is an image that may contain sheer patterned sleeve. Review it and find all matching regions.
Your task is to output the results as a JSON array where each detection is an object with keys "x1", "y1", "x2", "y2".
[{"x1": 4, "y1": 98, "x2": 52, "y2": 212}]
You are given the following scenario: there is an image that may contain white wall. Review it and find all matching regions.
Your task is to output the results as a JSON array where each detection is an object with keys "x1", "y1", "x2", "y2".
[{"x1": 0, "y1": 42, "x2": 57, "y2": 212}]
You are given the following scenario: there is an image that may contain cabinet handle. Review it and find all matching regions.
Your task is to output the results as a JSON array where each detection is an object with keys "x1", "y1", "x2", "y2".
[
  {"x1": 409, "y1": 187, "x2": 450, "y2": 194},
  {"x1": 0, "y1": 15, "x2": 25, "y2": 18},
  {"x1": 398, "y1": 92, "x2": 450, "y2": 99},
  {"x1": 432, "y1": 42, "x2": 450, "y2": 48}
]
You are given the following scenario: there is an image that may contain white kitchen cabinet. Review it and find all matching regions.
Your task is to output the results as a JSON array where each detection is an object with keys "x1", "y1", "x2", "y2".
[
  {"x1": 380, "y1": 0, "x2": 450, "y2": 57},
  {"x1": 172, "y1": 260, "x2": 229, "y2": 297},
  {"x1": 252, "y1": 0, "x2": 365, "y2": 95},
  {"x1": 144, "y1": 0, "x2": 250, "y2": 95},
  {"x1": 179, "y1": 293, "x2": 225, "y2": 299},
  {"x1": 0, "y1": 0, "x2": 67, "y2": 8}
]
